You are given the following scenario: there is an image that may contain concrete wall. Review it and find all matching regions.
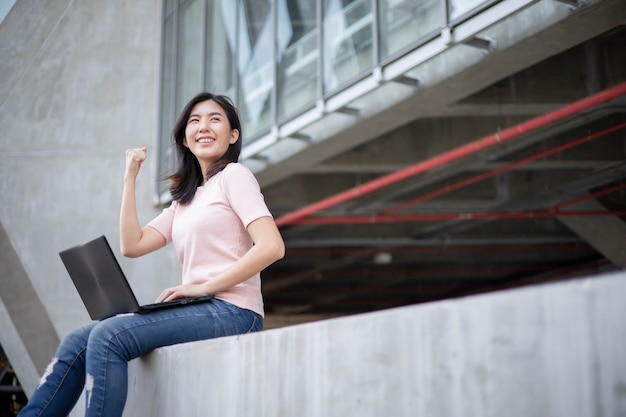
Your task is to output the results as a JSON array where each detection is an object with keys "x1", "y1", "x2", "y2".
[
  {"x1": 123, "y1": 271, "x2": 626, "y2": 417},
  {"x1": 0, "y1": 0, "x2": 177, "y2": 396}
]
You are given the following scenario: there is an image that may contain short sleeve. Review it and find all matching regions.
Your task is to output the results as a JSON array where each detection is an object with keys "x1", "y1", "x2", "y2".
[
  {"x1": 146, "y1": 200, "x2": 178, "y2": 243},
  {"x1": 221, "y1": 164, "x2": 272, "y2": 228}
]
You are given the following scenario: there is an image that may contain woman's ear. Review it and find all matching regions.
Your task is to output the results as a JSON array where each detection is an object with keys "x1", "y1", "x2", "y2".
[
  {"x1": 182, "y1": 137, "x2": 189, "y2": 148},
  {"x1": 229, "y1": 129, "x2": 240, "y2": 144}
]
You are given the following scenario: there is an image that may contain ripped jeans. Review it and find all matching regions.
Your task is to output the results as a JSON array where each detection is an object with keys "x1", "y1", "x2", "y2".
[{"x1": 18, "y1": 298, "x2": 262, "y2": 417}]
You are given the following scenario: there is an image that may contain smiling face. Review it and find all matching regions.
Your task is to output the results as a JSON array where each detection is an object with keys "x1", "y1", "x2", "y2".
[{"x1": 183, "y1": 99, "x2": 239, "y2": 176}]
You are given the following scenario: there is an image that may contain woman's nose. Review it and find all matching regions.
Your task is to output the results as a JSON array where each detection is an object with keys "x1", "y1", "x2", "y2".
[{"x1": 198, "y1": 119, "x2": 210, "y2": 131}]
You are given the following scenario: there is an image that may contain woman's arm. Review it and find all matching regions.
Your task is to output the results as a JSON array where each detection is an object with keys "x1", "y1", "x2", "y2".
[
  {"x1": 120, "y1": 147, "x2": 166, "y2": 257},
  {"x1": 156, "y1": 216, "x2": 285, "y2": 302}
]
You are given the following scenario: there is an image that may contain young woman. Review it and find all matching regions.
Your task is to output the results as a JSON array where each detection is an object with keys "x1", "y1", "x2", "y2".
[{"x1": 18, "y1": 93, "x2": 285, "y2": 417}]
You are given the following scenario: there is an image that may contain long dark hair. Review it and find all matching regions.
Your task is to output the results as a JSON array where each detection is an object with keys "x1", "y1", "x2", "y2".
[{"x1": 167, "y1": 92, "x2": 242, "y2": 204}]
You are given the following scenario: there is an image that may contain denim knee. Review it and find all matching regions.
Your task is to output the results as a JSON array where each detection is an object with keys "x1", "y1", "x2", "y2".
[
  {"x1": 54, "y1": 323, "x2": 94, "y2": 364},
  {"x1": 86, "y1": 317, "x2": 143, "y2": 362},
  {"x1": 87, "y1": 320, "x2": 122, "y2": 358}
]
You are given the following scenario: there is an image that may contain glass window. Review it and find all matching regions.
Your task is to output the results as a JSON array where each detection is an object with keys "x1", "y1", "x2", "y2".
[
  {"x1": 176, "y1": 0, "x2": 204, "y2": 112},
  {"x1": 157, "y1": 6, "x2": 177, "y2": 196},
  {"x1": 237, "y1": 0, "x2": 274, "y2": 137},
  {"x1": 379, "y1": 0, "x2": 443, "y2": 60},
  {"x1": 322, "y1": 0, "x2": 373, "y2": 93},
  {"x1": 448, "y1": 0, "x2": 490, "y2": 21},
  {"x1": 277, "y1": 0, "x2": 319, "y2": 120},
  {"x1": 206, "y1": 0, "x2": 236, "y2": 97},
  {"x1": 158, "y1": 0, "x2": 500, "y2": 202}
]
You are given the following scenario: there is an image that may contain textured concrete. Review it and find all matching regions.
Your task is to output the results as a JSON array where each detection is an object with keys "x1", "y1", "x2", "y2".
[
  {"x1": 0, "y1": 0, "x2": 170, "y2": 395},
  {"x1": 124, "y1": 272, "x2": 626, "y2": 417},
  {"x1": 0, "y1": 223, "x2": 59, "y2": 396}
]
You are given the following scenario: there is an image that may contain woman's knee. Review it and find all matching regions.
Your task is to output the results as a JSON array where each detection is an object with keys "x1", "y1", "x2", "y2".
[
  {"x1": 87, "y1": 319, "x2": 119, "y2": 348},
  {"x1": 57, "y1": 323, "x2": 95, "y2": 355},
  {"x1": 86, "y1": 317, "x2": 140, "y2": 361}
]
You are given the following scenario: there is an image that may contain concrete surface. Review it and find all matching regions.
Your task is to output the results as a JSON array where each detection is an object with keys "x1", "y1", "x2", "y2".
[
  {"x1": 0, "y1": 0, "x2": 171, "y2": 396},
  {"x1": 123, "y1": 271, "x2": 626, "y2": 417}
]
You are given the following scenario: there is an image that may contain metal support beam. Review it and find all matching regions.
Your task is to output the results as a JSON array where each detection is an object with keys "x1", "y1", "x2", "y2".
[
  {"x1": 463, "y1": 35, "x2": 496, "y2": 52},
  {"x1": 0, "y1": 363, "x2": 22, "y2": 393},
  {"x1": 392, "y1": 75, "x2": 420, "y2": 88},
  {"x1": 558, "y1": 198, "x2": 626, "y2": 268},
  {"x1": 0, "y1": 385, "x2": 24, "y2": 393},
  {"x1": 275, "y1": 82, "x2": 626, "y2": 227},
  {"x1": 289, "y1": 132, "x2": 312, "y2": 142},
  {"x1": 335, "y1": 106, "x2": 361, "y2": 117}
]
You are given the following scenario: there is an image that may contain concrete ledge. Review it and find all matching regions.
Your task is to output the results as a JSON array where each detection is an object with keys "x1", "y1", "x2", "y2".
[{"x1": 124, "y1": 272, "x2": 626, "y2": 417}]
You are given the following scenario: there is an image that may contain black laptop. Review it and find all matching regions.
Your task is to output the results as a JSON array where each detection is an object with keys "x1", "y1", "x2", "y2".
[{"x1": 59, "y1": 235, "x2": 213, "y2": 320}]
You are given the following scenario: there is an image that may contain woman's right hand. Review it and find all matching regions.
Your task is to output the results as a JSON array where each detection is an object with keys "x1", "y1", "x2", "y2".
[
  {"x1": 120, "y1": 146, "x2": 166, "y2": 258},
  {"x1": 124, "y1": 147, "x2": 147, "y2": 180}
]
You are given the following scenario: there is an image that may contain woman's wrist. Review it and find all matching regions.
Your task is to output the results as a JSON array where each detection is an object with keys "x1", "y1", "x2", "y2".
[
  {"x1": 202, "y1": 281, "x2": 216, "y2": 296},
  {"x1": 123, "y1": 175, "x2": 137, "y2": 185}
]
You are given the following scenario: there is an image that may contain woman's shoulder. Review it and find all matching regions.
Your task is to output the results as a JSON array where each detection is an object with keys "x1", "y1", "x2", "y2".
[
  {"x1": 223, "y1": 162, "x2": 253, "y2": 175},
  {"x1": 220, "y1": 163, "x2": 261, "y2": 192},
  {"x1": 222, "y1": 162, "x2": 257, "y2": 181}
]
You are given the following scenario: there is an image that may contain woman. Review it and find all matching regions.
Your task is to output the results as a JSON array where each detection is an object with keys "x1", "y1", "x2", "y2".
[{"x1": 18, "y1": 93, "x2": 285, "y2": 417}]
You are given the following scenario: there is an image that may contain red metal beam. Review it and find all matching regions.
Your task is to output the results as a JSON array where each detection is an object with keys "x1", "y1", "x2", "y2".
[
  {"x1": 290, "y1": 210, "x2": 626, "y2": 225},
  {"x1": 290, "y1": 123, "x2": 626, "y2": 224},
  {"x1": 275, "y1": 81, "x2": 626, "y2": 227},
  {"x1": 285, "y1": 243, "x2": 590, "y2": 255},
  {"x1": 384, "y1": 121, "x2": 626, "y2": 214}
]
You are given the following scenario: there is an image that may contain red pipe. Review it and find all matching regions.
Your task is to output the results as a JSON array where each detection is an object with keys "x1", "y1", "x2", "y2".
[
  {"x1": 384, "y1": 122, "x2": 626, "y2": 214},
  {"x1": 294, "y1": 123, "x2": 626, "y2": 224},
  {"x1": 286, "y1": 243, "x2": 590, "y2": 255},
  {"x1": 275, "y1": 81, "x2": 626, "y2": 227},
  {"x1": 290, "y1": 210, "x2": 626, "y2": 225}
]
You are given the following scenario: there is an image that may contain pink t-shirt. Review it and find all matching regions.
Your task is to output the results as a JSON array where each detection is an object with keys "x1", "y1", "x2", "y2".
[{"x1": 147, "y1": 163, "x2": 272, "y2": 317}]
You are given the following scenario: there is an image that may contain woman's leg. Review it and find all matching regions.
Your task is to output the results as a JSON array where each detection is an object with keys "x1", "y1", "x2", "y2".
[
  {"x1": 17, "y1": 322, "x2": 97, "y2": 417},
  {"x1": 84, "y1": 298, "x2": 261, "y2": 417}
]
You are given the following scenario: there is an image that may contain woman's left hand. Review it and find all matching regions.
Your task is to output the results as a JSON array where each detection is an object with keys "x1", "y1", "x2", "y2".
[{"x1": 156, "y1": 283, "x2": 210, "y2": 303}]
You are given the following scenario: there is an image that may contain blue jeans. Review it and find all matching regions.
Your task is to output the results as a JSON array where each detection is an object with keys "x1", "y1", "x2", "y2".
[{"x1": 18, "y1": 298, "x2": 262, "y2": 417}]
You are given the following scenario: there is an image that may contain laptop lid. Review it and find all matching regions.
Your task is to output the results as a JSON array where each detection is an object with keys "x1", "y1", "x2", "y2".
[{"x1": 59, "y1": 235, "x2": 142, "y2": 320}]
